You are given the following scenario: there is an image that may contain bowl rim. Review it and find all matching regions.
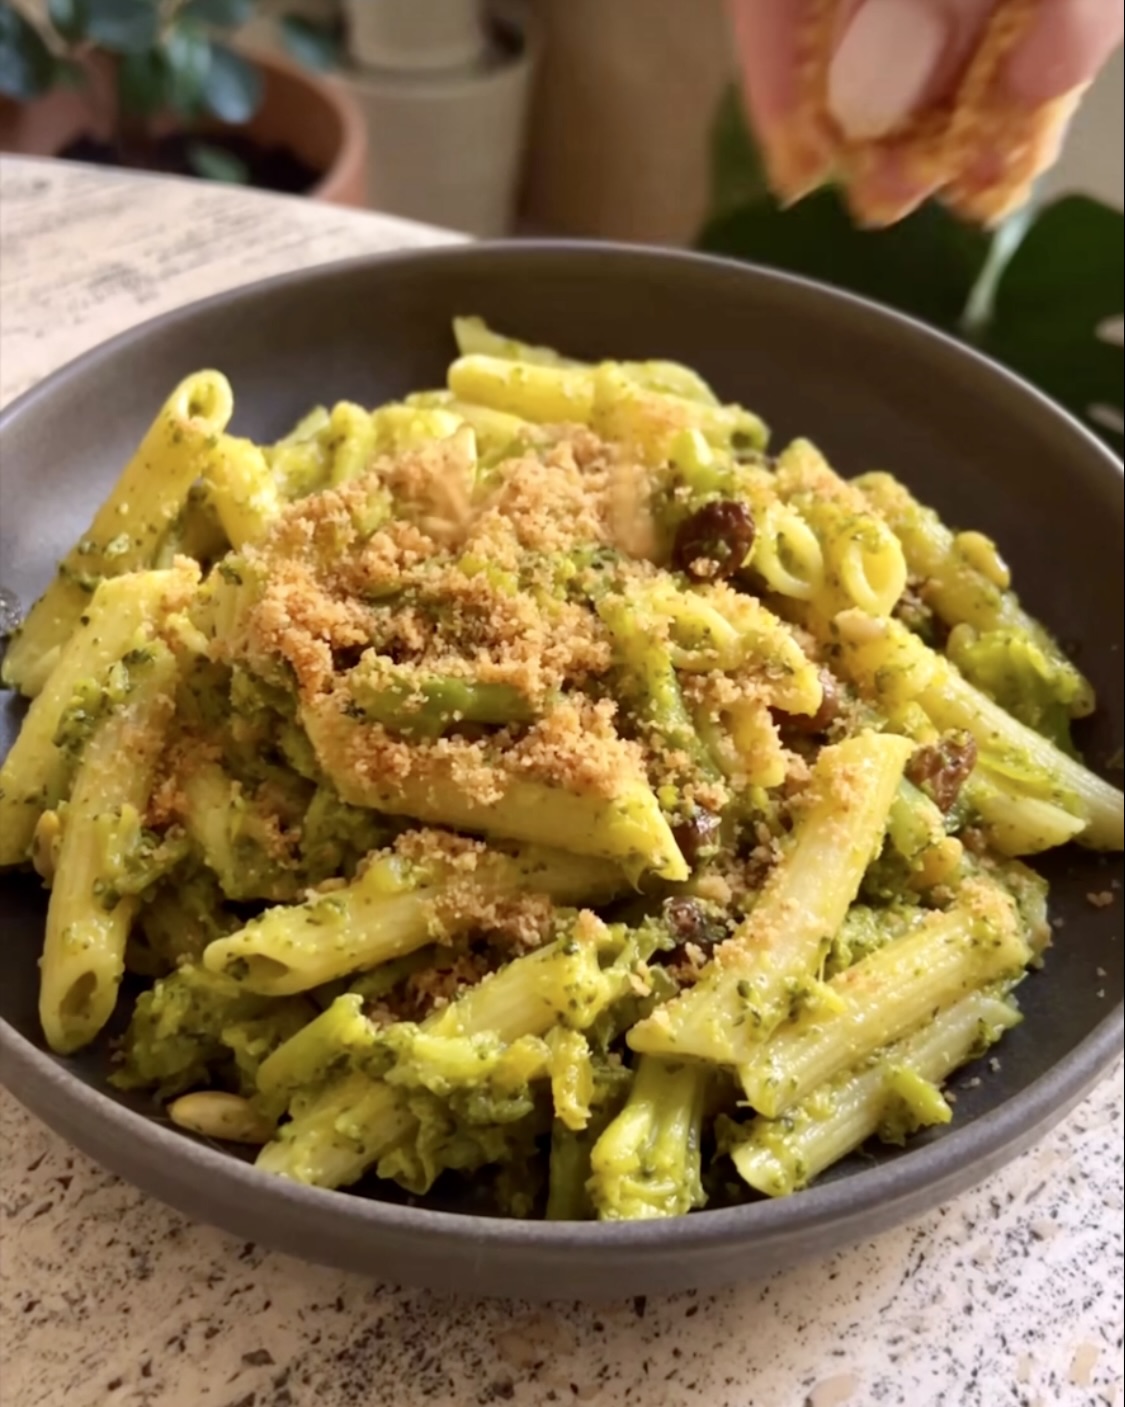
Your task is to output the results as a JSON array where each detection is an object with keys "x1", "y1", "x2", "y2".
[{"x1": 1, "y1": 238, "x2": 1122, "y2": 1259}]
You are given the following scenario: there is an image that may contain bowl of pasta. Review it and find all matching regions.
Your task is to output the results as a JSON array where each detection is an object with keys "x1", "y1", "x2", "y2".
[{"x1": 0, "y1": 243, "x2": 1121, "y2": 1301}]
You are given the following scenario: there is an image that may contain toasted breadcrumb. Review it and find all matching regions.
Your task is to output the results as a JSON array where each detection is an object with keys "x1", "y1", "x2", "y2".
[
  {"x1": 148, "y1": 732, "x2": 221, "y2": 827},
  {"x1": 664, "y1": 941, "x2": 711, "y2": 989},
  {"x1": 404, "y1": 953, "x2": 493, "y2": 1016},
  {"x1": 161, "y1": 421, "x2": 831, "y2": 909}
]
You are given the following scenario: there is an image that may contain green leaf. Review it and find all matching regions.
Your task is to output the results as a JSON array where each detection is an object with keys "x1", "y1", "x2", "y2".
[
  {"x1": 82, "y1": 0, "x2": 159, "y2": 54},
  {"x1": 695, "y1": 88, "x2": 1124, "y2": 456},
  {"x1": 200, "y1": 42, "x2": 262, "y2": 124},
  {"x1": 117, "y1": 47, "x2": 166, "y2": 116},
  {"x1": 0, "y1": 4, "x2": 57, "y2": 99},
  {"x1": 977, "y1": 196, "x2": 1123, "y2": 453},
  {"x1": 47, "y1": 0, "x2": 86, "y2": 43},
  {"x1": 709, "y1": 84, "x2": 770, "y2": 219},
  {"x1": 162, "y1": 25, "x2": 211, "y2": 117},
  {"x1": 698, "y1": 84, "x2": 991, "y2": 329},
  {"x1": 186, "y1": 139, "x2": 250, "y2": 184},
  {"x1": 700, "y1": 192, "x2": 992, "y2": 331},
  {"x1": 181, "y1": 0, "x2": 254, "y2": 30},
  {"x1": 279, "y1": 14, "x2": 339, "y2": 71}
]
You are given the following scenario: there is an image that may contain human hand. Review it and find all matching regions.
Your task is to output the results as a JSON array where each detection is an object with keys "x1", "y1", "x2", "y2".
[{"x1": 727, "y1": 0, "x2": 1125, "y2": 225}]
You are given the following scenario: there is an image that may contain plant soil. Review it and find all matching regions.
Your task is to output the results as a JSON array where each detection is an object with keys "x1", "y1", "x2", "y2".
[{"x1": 58, "y1": 131, "x2": 319, "y2": 195}]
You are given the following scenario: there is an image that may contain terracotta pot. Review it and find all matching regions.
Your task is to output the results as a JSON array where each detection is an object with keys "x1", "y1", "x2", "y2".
[{"x1": 0, "y1": 49, "x2": 368, "y2": 207}]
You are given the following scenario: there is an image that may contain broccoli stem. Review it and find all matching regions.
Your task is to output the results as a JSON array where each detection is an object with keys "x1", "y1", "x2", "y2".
[
  {"x1": 588, "y1": 1055, "x2": 709, "y2": 1221},
  {"x1": 350, "y1": 670, "x2": 535, "y2": 738}
]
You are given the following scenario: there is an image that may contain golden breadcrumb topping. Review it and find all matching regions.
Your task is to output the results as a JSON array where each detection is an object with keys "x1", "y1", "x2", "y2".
[{"x1": 212, "y1": 429, "x2": 748, "y2": 810}]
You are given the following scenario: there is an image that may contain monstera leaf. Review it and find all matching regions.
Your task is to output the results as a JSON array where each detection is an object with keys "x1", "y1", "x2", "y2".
[
  {"x1": 977, "y1": 197, "x2": 1123, "y2": 449},
  {"x1": 698, "y1": 87, "x2": 1123, "y2": 455}
]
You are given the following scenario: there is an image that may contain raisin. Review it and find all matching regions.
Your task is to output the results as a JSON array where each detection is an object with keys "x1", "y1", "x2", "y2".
[
  {"x1": 671, "y1": 810, "x2": 721, "y2": 868},
  {"x1": 777, "y1": 669, "x2": 842, "y2": 736},
  {"x1": 658, "y1": 897, "x2": 727, "y2": 962},
  {"x1": 672, "y1": 500, "x2": 756, "y2": 580},
  {"x1": 663, "y1": 897, "x2": 709, "y2": 945},
  {"x1": 905, "y1": 732, "x2": 979, "y2": 813}
]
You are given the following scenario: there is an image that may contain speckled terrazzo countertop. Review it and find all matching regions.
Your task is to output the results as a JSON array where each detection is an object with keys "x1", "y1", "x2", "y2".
[{"x1": 0, "y1": 156, "x2": 1122, "y2": 1407}]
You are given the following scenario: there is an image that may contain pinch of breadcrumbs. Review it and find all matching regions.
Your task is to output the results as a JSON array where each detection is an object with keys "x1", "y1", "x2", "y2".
[
  {"x1": 251, "y1": 430, "x2": 641, "y2": 699},
  {"x1": 628, "y1": 967, "x2": 653, "y2": 999},
  {"x1": 694, "y1": 875, "x2": 733, "y2": 906}
]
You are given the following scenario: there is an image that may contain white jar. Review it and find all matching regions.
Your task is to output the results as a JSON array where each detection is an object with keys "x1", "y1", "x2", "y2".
[
  {"x1": 343, "y1": 0, "x2": 490, "y2": 72},
  {"x1": 339, "y1": 4, "x2": 537, "y2": 236}
]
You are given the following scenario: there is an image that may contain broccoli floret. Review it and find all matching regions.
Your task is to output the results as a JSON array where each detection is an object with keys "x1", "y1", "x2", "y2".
[{"x1": 946, "y1": 626, "x2": 1078, "y2": 756}]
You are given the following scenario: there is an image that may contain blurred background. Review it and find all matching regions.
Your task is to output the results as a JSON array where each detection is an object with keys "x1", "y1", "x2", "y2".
[
  {"x1": 2, "y1": 0, "x2": 1120, "y2": 236},
  {"x1": 1, "y1": 0, "x2": 1120, "y2": 448}
]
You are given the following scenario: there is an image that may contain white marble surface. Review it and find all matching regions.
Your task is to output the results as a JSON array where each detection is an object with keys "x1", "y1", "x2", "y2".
[{"x1": 0, "y1": 155, "x2": 1122, "y2": 1407}]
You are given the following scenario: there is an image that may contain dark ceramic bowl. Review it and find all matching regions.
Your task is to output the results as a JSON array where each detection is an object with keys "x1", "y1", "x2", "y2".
[{"x1": 1, "y1": 244, "x2": 1121, "y2": 1301}]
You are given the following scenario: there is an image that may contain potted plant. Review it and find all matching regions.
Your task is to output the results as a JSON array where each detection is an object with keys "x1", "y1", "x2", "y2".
[{"x1": 0, "y1": 0, "x2": 367, "y2": 204}]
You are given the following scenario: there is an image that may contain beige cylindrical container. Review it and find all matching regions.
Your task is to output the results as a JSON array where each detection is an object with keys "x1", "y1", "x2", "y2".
[
  {"x1": 522, "y1": 0, "x2": 733, "y2": 245},
  {"x1": 339, "y1": 7, "x2": 537, "y2": 235},
  {"x1": 343, "y1": 0, "x2": 490, "y2": 71}
]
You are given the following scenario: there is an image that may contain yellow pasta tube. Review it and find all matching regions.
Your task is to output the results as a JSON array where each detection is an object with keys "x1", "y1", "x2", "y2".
[
  {"x1": 730, "y1": 991, "x2": 1021, "y2": 1197},
  {"x1": 857, "y1": 470, "x2": 1093, "y2": 716},
  {"x1": 824, "y1": 513, "x2": 908, "y2": 617},
  {"x1": 628, "y1": 731, "x2": 915, "y2": 1063},
  {"x1": 0, "y1": 564, "x2": 198, "y2": 868},
  {"x1": 740, "y1": 879, "x2": 1030, "y2": 1116},
  {"x1": 256, "y1": 920, "x2": 618, "y2": 1187},
  {"x1": 749, "y1": 502, "x2": 826, "y2": 602},
  {"x1": 592, "y1": 364, "x2": 767, "y2": 466},
  {"x1": 449, "y1": 354, "x2": 596, "y2": 424},
  {"x1": 769, "y1": 439, "x2": 906, "y2": 616},
  {"x1": 203, "y1": 843, "x2": 627, "y2": 995},
  {"x1": 327, "y1": 401, "x2": 379, "y2": 484},
  {"x1": 964, "y1": 777, "x2": 1087, "y2": 857},
  {"x1": 39, "y1": 644, "x2": 179, "y2": 1054},
  {"x1": 301, "y1": 702, "x2": 689, "y2": 882},
  {"x1": 451, "y1": 316, "x2": 722, "y2": 405},
  {"x1": 727, "y1": 699, "x2": 788, "y2": 789},
  {"x1": 833, "y1": 612, "x2": 1124, "y2": 852},
  {"x1": 3, "y1": 371, "x2": 230, "y2": 696},
  {"x1": 203, "y1": 434, "x2": 282, "y2": 547}
]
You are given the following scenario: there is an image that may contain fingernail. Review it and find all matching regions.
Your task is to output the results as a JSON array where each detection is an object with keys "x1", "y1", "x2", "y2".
[{"x1": 828, "y1": 0, "x2": 951, "y2": 140}]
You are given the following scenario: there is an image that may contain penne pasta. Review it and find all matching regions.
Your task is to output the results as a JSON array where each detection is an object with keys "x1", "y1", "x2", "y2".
[
  {"x1": 628, "y1": 732, "x2": 915, "y2": 1064},
  {"x1": 39, "y1": 643, "x2": 179, "y2": 1054},
  {"x1": 2, "y1": 318, "x2": 1117, "y2": 1222},
  {"x1": 4, "y1": 371, "x2": 230, "y2": 696}
]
